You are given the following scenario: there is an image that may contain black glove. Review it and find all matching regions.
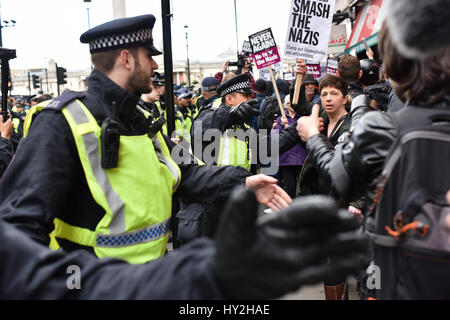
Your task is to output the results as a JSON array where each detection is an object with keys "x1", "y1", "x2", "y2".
[
  {"x1": 226, "y1": 99, "x2": 260, "y2": 127},
  {"x1": 213, "y1": 187, "x2": 369, "y2": 299}
]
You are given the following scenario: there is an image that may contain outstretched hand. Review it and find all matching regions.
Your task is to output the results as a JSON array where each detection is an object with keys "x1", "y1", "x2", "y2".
[
  {"x1": 213, "y1": 188, "x2": 369, "y2": 299},
  {"x1": 245, "y1": 174, "x2": 292, "y2": 211}
]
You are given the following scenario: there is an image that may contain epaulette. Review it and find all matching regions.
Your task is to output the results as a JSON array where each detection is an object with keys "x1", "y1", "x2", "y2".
[{"x1": 45, "y1": 90, "x2": 86, "y2": 111}]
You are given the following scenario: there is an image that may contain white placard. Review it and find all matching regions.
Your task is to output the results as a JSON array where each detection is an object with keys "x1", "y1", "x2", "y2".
[{"x1": 284, "y1": 0, "x2": 336, "y2": 62}]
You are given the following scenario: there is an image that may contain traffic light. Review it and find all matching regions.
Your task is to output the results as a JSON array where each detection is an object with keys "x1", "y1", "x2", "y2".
[
  {"x1": 32, "y1": 74, "x2": 40, "y2": 89},
  {"x1": 57, "y1": 66, "x2": 67, "y2": 85}
]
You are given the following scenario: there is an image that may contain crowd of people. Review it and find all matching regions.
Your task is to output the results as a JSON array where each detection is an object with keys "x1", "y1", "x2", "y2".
[{"x1": 0, "y1": 0, "x2": 448, "y2": 301}]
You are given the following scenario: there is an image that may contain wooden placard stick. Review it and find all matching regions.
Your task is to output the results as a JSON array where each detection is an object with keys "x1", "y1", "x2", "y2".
[
  {"x1": 292, "y1": 60, "x2": 305, "y2": 106},
  {"x1": 268, "y1": 65, "x2": 286, "y2": 122}
]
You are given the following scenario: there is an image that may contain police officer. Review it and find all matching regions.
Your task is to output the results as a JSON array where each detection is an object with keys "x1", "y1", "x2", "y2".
[
  {"x1": 140, "y1": 72, "x2": 168, "y2": 136},
  {"x1": 195, "y1": 76, "x2": 220, "y2": 112},
  {"x1": 0, "y1": 14, "x2": 292, "y2": 264},
  {"x1": 191, "y1": 73, "x2": 259, "y2": 170},
  {"x1": 175, "y1": 90, "x2": 194, "y2": 142},
  {"x1": 1, "y1": 189, "x2": 369, "y2": 299}
]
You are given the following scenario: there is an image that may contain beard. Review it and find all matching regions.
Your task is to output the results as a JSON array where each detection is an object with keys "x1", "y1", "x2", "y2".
[{"x1": 126, "y1": 61, "x2": 152, "y2": 96}]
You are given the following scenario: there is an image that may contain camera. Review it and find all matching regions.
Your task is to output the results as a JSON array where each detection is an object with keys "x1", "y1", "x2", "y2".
[
  {"x1": 229, "y1": 55, "x2": 245, "y2": 68},
  {"x1": 229, "y1": 54, "x2": 253, "y2": 73}
]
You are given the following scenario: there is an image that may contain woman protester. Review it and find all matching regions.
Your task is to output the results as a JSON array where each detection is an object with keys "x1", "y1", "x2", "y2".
[
  {"x1": 297, "y1": 0, "x2": 450, "y2": 299},
  {"x1": 295, "y1": 74, "x2": 366, "y2": 299}
]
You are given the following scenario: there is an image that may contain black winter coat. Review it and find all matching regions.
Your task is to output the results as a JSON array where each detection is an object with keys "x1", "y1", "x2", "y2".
[
  {"x1": 0, "y1": 219, "x2": 223, "y2": 299},
  {"x1": 299, "y1": 114, "x2": 351, "y2": 197}
]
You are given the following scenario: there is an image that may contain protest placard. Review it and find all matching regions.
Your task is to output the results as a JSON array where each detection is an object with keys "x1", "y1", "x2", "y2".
[
  {"x1": 249, "y1": 28, "x2": 285, "y2": 120},
  {"x1": 241, "y1": 40, "x2": 253, "y2": 58},
  {"x1": 307, "y1": 62, "x2": 321, "y2": 79},
  {"x1": 284, "y1": 0, "x2": 336, "y2": 104},
  {"x1": 249, "y1": 28, "x2": 281, "y2": 70},
  {"x1": 326, "y1": 58, "x2": 338, "y2": 75}
]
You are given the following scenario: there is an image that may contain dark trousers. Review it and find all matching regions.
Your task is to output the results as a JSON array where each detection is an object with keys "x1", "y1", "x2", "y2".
[{"x1": 279, "y1": 165, "x2": 302, "y2": 198}]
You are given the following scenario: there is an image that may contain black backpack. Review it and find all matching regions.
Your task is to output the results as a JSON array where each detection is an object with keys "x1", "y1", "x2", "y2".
[
  {"x1": 365, "y1": 105, "x2": 450, "y2": 299},
  {"x1": 260, "y1": 96, "x2": 281, "y2": 130}
]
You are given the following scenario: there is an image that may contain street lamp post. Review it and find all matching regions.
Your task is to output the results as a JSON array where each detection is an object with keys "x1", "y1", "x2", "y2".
[
  {"x1": 0, "y1": 20, "x2": 16, "y2": 48},
  {"x1": 0, "y1": 2, "x2": 17, "y2": 47},
  {"x1": 83, "y1": 0, "x2": 92, "y2": 29},
  {"x1": 184, "y1": 25, "x2": 191, "y2": 87}
]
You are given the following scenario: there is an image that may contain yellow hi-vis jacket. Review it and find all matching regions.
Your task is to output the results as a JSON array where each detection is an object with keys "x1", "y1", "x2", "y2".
[
  {"x1": 217, "y1": 126, "x2": 252, "y2": 171},
  {"x1": 24, "y1": 99, "x2": 181, "y2": 264}
]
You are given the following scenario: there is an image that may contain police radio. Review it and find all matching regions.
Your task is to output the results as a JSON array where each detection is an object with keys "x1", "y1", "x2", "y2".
[
  {"x1": 101, "y1": 118, "x2": 120, "y2": 169},
  {"x1": 148, "y1": 116, "x2": 167, "y2": 138}
]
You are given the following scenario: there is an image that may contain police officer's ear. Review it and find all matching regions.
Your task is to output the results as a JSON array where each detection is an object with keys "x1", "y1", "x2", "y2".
[
  {"x1": 224, "y1": 93, "x2": 234, "y2": 106},
  {"x1": 118, "y1": 49, "x2": 137, "y2": 71},
  {"x1": 358, "y1": 69, "x2": 363, "y2": 80}
]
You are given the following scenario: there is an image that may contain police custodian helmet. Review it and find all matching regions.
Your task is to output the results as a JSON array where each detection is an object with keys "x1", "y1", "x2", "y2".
[
  {"x1": 217, "y1": 74, "x2": 255, "y2": 97},
  {"x1": 80, "y1": 14, "x2": 162, "y2": 56}
]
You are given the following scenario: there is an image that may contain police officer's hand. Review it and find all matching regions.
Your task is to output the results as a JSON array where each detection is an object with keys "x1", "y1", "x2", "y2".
[
  {"x1": 213, "y1": 187, "x2": 369, "y2": 299},
  {"x1": 227, "y1": 99, "x2": 260, "y2": 127}
]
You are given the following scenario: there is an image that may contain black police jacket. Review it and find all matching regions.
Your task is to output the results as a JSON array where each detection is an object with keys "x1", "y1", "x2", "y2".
[
  {"x1": 0, "y1": 69, "x2": 251, "y2": 252},
  {"x1": 0, "y1": 136, "x2": 14, "y2": 178},
  {"x1": 0, "y1": 219, "x2": 223, "y2": 299}
]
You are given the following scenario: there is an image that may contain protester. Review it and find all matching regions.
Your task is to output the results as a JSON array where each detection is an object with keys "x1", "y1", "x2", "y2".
[
  {"x1": 304, "y1": 74, "x2": 320, "y2": 104},
  {"x1": 271, "y1": 94, "x2": 305, "y2": 198},
  {"x1": 296, "y1": 0, "x2": 450, "y2": 298},
  {"x1": 258, "y1": 78, "x2": 290, "y2": 131}
]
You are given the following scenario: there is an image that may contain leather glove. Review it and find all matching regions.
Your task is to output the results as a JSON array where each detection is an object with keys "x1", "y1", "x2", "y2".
[
  {"x1": 226, "y1": 99, "x2": 260, "y2": 127},
  {"x1": 213, "y1": 187, "x2": 369, "y2": 299}
]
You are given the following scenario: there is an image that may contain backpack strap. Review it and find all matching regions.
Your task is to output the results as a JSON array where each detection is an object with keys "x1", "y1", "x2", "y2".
[
  {"x1": 366, "y1": 231, "x2": 399, "y2": 247},
  {"x1": 392, "y1": 103, "x2": 450, "y2": 135}
]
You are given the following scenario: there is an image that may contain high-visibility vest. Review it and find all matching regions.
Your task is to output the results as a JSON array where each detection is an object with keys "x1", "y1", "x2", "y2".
[
  {"x1": 217, "y1": 126, "x2": 252, "y2": 171},
  {"x1": 24, "y1": 100, "x2": 181, "y2": 264},
  {"x1": 12, "y1": 117, "x2": 20, "y2": 133},
  {"x1": 174, "y1": 108, "x2": 192, "y2": 143},
  {"x1": 154, "y1": 101, "x2": 168, "y2": 136}
]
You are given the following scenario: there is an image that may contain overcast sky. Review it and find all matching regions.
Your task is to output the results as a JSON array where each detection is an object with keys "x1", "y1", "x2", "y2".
[{"x1": 1, "y1": 0, "x2": 292, "y2": 71}]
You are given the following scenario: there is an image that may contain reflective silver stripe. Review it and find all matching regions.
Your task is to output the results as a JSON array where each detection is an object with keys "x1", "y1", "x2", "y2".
[
  {"x1": 96, "y1": 219, "x2": 170, "y2": 248},
  {"x1": 65, "y1": 101, "x2": 126, "y2": 234},
  {"x1": 220, "y1": 133, "x2": 230, "y2": 166},
  {"x1": 152, "y1": 136, "x2": 181, "y2": 189},
  {"x1": 137, "y1": 105, "x2": 180, "y2": 188}
]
